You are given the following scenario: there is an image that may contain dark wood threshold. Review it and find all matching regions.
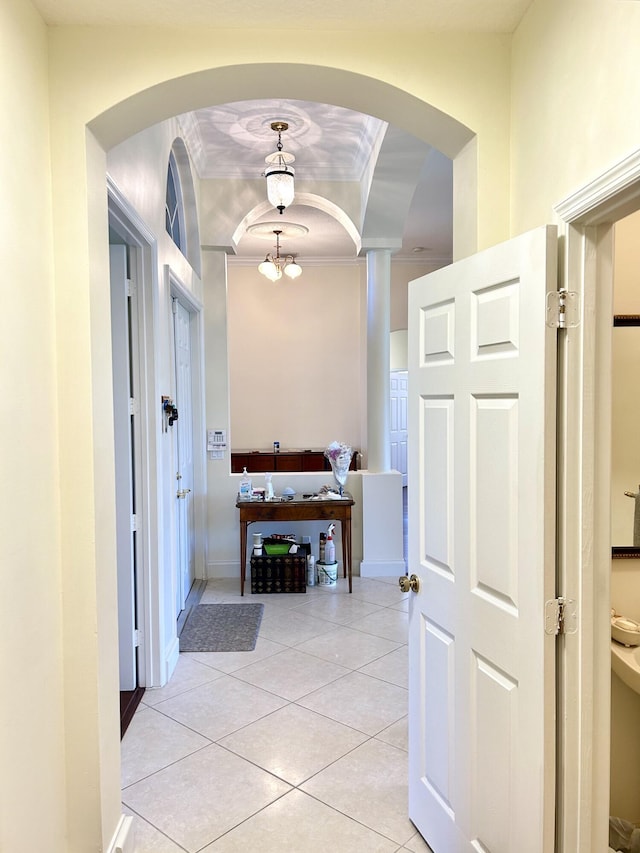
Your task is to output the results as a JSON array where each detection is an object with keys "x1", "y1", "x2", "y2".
[{"x1": 120, "y1": 686, "x2": 145, "y2": 739}]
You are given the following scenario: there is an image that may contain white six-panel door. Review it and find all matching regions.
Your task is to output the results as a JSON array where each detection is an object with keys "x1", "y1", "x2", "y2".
[
  {"x1": 391, "y1": 370, "x2": 408, "y2": 486},
  {"x1": 173, "y1": 298, "x2": 195, "y2": 615},
  {"x1": 110, "y1": 244, "x2": 138, "y2": 690},
  {"x1": 407, "y1": 227, "x2": 558, "y2": 852}
]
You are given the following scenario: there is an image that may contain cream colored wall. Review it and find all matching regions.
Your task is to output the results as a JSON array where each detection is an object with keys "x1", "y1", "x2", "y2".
[
  {"x1": 0, "y1": 2, "x2": 66, "y2": 852},
  {"x1": 611, "y1": 211, "x2": 640, "y2": 546},
  {"x1": 511, "y1": 0, "x2": 640, "y2": 233},
  {"x1": 609, "y1": 212, "x2": 640, "y2": 822},
  {"x1": 227, "y1": 263, "x2": 364, "y2": 451},
  {"x1": 7, "y1": 0, "x2": 640, "y2": 849}
]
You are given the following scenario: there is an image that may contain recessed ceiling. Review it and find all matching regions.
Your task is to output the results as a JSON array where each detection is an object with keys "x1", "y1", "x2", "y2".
[
  {"x1": 43, "y1": 1, "x2": 530, "y2": 264},
  {"x1": 179, "y1": 101, "x2": 384, "y2": 183}
]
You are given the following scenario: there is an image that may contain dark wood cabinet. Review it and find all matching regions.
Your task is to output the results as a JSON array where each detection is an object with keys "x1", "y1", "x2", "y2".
[{"x1": 231, "y1": 449, "x2": 358, "y2": 474}]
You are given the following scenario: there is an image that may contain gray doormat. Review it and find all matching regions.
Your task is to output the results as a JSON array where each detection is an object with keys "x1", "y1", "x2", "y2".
[{"x1": 179, "y1": 603, "x2": 264, "y2": 652}]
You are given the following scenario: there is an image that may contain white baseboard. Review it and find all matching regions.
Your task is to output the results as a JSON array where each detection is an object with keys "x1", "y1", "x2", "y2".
[
  {"x1": 107, "y1": 815, "x2": 135, "y2": 853},
  {"x1": 360, "y1": 559, "x2": 406, "y2": 578},
  {"x1": 206, "y1": 560, "x2": 240, "y2": 579},
  {"x1": 164, "y1": 635, "x2": 180, "y2": 683}
]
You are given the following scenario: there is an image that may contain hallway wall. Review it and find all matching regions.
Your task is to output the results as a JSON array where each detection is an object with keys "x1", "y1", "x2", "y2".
[
  {"x1": 0, "y1": 3, "x2": 66, "y2": 852},
  {"x1": 5, "y1": 0, "x2": 640, "y2": 850}
]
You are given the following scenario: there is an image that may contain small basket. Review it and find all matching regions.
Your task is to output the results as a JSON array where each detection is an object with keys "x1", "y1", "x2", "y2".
[
  {"x1": 250, "y1": 553, "x2": 306, "y2": 594},
  {"x1": 264, "y1": 542, "x2": 292, "y2": 555}
]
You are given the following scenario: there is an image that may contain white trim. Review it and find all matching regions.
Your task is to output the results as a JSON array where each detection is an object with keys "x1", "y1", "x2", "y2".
[
  {"x1": 164, "y1": 635, "x2": 180, "y2": 684},
  {"x1": 359, "y1": 559, "x2": 406, "y2": 577},
  {"x1": 554, "y1": 148, "x2": 640, "y2": 853},
  {"x1": 206, "y1": 560, "x2": 242, "y2": 580},
  {"x1": 555, "y1": 148, "x2": 640, "y2": 225},
  {"x1": 106, "y1": 815, "x2": 135, "y2": 853},
  {"x1": 108, "y1": 176, "x2": 164, "y2": 688},
  {"x1": 166, "y1": 267, "x2": 207, "y2": 586}
]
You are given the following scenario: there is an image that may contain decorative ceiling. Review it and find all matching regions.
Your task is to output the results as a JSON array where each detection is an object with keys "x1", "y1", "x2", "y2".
[{"x1": 33, "y1": 0, "x2": 535, "y2": 265}]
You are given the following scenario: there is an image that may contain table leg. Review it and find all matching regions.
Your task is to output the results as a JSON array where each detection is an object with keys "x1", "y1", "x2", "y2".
[
  {"x1": 240, "y1": 520, "x2": 247, "y2": 596},
  {"x1": 340, "y1": 514, "x2": 352, "y2": 593},
  {"x1": 346, "y1": 516, "x2": 352, "y2": 593},
  {"x1": 340, "y1": 520, "x2": 347, "y2": 579}
]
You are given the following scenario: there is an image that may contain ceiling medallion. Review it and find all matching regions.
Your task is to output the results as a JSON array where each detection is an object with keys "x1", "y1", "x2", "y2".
[{"x1": 247, "y1": 221, "x2": 309, "y2": 240}]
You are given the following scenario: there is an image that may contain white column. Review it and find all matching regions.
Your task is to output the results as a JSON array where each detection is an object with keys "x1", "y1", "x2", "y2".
[
  {"x1": 366, "y1": 249, "x2": 391, "y2": 472},
  {"x1": 360, "y1": 249, "x2": 405, "y2": 578}
]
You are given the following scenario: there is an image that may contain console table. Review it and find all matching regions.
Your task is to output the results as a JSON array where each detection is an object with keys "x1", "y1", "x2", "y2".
[
  {"x1": 231, "y1": 449, "x2": 358, "y2": 474},
  {"x1": 236, "y1": 494, "x2": 354, "y2": 595}
]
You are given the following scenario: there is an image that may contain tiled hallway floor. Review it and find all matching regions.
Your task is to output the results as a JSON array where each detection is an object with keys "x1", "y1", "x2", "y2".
[{"x1": 121, "y1": 575, "x2": 433, "y2": 852}]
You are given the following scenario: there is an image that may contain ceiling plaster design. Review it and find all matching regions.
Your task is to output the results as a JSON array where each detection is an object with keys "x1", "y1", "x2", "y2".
[
  {"x1": 41, "y1": 0, "x2": 531, "y2": 264},
  {"x1": 178, "y1": 100, "x2": 385, "y2": 183}
]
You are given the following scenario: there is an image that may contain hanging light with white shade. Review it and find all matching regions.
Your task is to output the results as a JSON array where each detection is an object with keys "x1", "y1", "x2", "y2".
[
  {"x1": 264, "y1": 121, "x2": 295, "y2": 215},
  {"x1": 257, "y1": 229, "x2": 302, "y2": 281}
]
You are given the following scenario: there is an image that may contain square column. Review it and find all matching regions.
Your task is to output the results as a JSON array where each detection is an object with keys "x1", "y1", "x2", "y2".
[{"x1": 360, "y1": 470, "x2": 406, "y2": 577}]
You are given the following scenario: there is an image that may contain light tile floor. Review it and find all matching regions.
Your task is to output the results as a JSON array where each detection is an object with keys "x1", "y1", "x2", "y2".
[{"x1": 121, "y1": 574, "x2": 434, "y2": 852}]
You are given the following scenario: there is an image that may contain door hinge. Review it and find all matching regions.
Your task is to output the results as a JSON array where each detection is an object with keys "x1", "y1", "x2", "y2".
[
  {"x1": 127, "y1": 278, "x2": 136, "y2": 298},
  {"x1": 129, "y1": 397, "x2": 139, "y2": 416},
  {"x1": 134, "y1": 629, "x2": 142, "y2": 648},
  {"x1": 545, "y1": 596, "x2": 577, "y2": 635},
  {"x1": 546, "y1": 288, "x2": 580, "y2": 329},
  {"x1": 131, "y1": 513, "x2": 138, "y2": 533}
]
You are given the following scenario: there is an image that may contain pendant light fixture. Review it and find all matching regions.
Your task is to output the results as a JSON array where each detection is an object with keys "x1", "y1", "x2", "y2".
[
  {"x1": 264, "y1": 121, "x2": 295, "y2": 215},
  {"x1": 258, "y1": 230, "x2": 302, "y2": 281}
]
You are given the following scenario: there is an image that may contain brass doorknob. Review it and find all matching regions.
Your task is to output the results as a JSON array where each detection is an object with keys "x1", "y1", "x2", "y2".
[
  {"x1": 399, "y1": 574, "x2": 420, "y2": 593},
  {"x1": 176, "y1": 488, "x2": 191, "y2": 499}
]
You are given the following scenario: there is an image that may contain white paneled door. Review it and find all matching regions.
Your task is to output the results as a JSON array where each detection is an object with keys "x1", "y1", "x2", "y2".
[
  {"x1": 173, "y1": 297, "x2": 195, "y2": 616},
  {"x1": 407, "y1": 227, "x2": 558, "y2": 852},
  {"x1": 110, "y1": 244, "x2": 139, "y2": 691},
  {"x1": 390, "y1": 370, "x2": 408, "y2": 486}
]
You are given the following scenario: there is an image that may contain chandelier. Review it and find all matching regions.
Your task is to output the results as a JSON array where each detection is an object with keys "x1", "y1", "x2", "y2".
[
  {"x1": 264, "y1": 121, "x2": 295, "y2": 215},
  {"x1": 258, "y1": 230, "x2": 302, "y2": 281}
]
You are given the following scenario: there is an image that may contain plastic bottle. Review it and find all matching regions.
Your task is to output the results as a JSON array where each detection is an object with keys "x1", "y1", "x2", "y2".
[
  {"x1": 325, "y1": 523, "x2": 336, "y2": 564},
  {"x1": 239, "y1": 466, "x2": 252, "y2": 500},
  {"x1": 265, "y1": 472, "x2": 274, "y2": 500},
  {"x1": 319, "y1": 532, "x2": 326, "y2": 563},
  {"x1": 307, "y1": 555, "x2": 316, "y2": 586}
]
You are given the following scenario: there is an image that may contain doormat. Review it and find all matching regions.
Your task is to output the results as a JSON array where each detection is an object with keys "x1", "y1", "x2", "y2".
[{"x1": 179, "y1": 603, "x2": 264, "y2": 652}]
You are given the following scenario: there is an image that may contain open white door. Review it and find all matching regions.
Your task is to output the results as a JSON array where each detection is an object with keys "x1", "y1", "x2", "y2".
[
  {"x1": 110, "y1": 244, "x2": 138, "y2": 691},
  {"x1": 172, "y1": 297, "x2": 196, "y2": 615},
  {"x1": 407, "y1": 226, "x2": 558, "y2": 852},
  {"x1": 390, "y1": 370, "x2": 408, "y2": 487}
]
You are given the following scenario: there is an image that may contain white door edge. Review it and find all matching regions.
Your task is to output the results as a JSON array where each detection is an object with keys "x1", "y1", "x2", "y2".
[
  {"x1": 167, "y1": 267, "x2": 207, "y2": 586},
  {"x1": 554, "y1": 147, "x2": 640, "y2": 852}
]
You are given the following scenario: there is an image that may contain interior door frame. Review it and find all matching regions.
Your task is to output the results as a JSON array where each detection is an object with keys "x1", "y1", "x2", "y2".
[
  {"x1": 555, "y1": 148, "x2": 640, "y2": 853},
  {"x1": 166, "y1": 267, "x2": 207, "y2": 592},
  {"x1": 108, "y1": 177, "x2": 163, "y2": 687}
]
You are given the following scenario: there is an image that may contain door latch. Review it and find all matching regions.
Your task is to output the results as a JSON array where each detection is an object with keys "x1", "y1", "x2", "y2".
[
  {"x1": 399, "y1": 574, "x2": 420, "y2": 593},
  {"x1": 162, "y1": 396, "x2": 179, "y2": 431}
]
